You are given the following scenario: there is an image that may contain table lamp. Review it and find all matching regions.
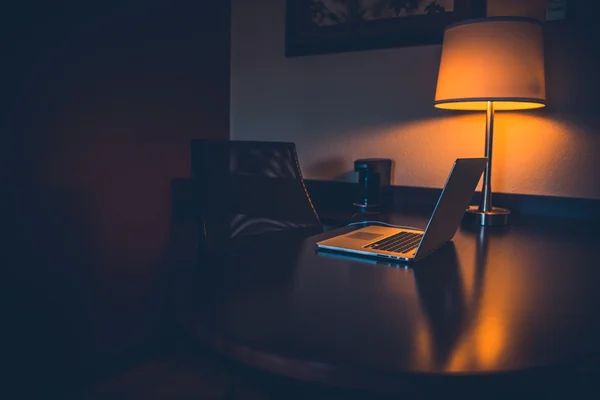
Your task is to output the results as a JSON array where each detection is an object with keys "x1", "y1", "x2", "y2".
[{"x1": 434, "y1": 17, "x2": 546, "y2": 226}]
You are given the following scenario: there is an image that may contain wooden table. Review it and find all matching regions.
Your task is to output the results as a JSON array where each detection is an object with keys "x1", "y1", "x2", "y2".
[{"x1": 183, "y1": 211, "x2": 600, "y2": 394}]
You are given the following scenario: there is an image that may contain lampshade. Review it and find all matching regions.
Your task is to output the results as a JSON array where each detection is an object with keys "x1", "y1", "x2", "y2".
[{"x1": 434, "y1": 17, "x2": 546, "y2": 111}]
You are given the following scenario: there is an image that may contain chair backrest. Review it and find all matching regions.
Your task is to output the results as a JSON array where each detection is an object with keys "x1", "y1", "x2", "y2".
[{"x1": 191, "y1": 140, "x2": 323, "y2": 254}]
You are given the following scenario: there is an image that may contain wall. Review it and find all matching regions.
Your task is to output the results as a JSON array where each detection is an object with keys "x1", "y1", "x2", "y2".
[
  {"x1": 3, "y1": 0, "x2": 229, "y2": 394},
  {"x1": 231, "y1": 0, "x2": 600, "y2": 199}
]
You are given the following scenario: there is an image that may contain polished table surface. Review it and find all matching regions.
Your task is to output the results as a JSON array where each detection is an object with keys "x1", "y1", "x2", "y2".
[{"x1": 184, "y1": 211, "x2": 600, "y2": 389}]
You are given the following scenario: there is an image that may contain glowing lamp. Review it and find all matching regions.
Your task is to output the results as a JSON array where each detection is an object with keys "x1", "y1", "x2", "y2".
[{"x1": 435, "y1": 17, "x2": 546, "y2": 226}]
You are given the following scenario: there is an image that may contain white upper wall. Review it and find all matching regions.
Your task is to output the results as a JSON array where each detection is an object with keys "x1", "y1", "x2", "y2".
[{"x1": 231, "y1": 0, "x2": 600, "y2": 199}]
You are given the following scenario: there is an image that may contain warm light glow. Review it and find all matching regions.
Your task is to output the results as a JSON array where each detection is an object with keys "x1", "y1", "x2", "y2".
[
  {"x1": 475, "y1": 316, "x2": 505, "y2": 367},
  {"x1": 435, "y1": 17, "x2": 546, "y2": 111},
  {"x1": 306, "y1": 113, "x2": 599, "y2": 199},
  {"x1": 445, "y1": 316, "x2": 506, "y2": 372},
  {"x1": 435, "y1": 101, "x2": 545, "y2": 111},
  {"x1": 414, "y1": 317, "x2": 433, "y2": 370}
]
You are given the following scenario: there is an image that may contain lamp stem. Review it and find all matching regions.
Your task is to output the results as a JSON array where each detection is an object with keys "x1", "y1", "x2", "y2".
[
  {"x1": 479, "y1": 101, "x2": 494, "y2": 213},
  {"x1": 465, "y1": 100, "x2": 510, "y2": 226}
]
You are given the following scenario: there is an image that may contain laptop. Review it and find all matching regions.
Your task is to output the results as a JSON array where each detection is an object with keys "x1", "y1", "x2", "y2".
[{"x1": 316, "y1": 158, "x2": 486, "y2": 263}]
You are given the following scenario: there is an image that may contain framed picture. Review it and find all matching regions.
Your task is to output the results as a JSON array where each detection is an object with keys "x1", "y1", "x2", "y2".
[
  {"x1": 286, "y1": 0, "x2": 487, "y2": 57},
  {"x1": 546, "y1": 0, "x2": 571, "y2": 21}
]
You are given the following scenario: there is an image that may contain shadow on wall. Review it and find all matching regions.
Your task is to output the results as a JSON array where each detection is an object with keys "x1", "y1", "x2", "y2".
[
  {"x1": 6, "y1": 186, "x2": 95, "y2": 391},
  {"x1": 544, "y1": 13, "x2": 600, "y2": 114},
  {"x1": 3, "y1": 0, "x2": 229, "y2": 394},
  {"x1": 305, "y1": 157, "x2": 356, "y2": 180},
  {"x1": 305, "y1": 157, "x2": 397, "y2": 183},
  {"x1": 6, "y1": 182, "x2": 202, "y2": 393}
]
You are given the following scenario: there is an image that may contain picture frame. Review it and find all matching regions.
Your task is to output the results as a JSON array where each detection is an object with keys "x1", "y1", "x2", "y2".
[
  {"x1": 285, "y1": 0, "x2": 487, "y2": 57},
  {"x1": 546, "y1": 0, "x2": 572, "y2": 22}
]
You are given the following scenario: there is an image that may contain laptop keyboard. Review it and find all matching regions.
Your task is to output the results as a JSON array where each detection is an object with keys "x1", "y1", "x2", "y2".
[{"x1": 364, "y1": 231, "x2": 423, "y2": 254}]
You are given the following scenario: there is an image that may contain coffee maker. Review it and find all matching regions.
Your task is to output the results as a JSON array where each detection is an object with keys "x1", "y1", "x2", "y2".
[{"x1": 353, "y1": 158, "x2": 392, "y2": 212}]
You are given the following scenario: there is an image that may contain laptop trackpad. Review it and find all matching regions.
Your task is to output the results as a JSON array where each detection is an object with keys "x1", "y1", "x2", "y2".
[{"x1": 346, "y1": 232, "x2": 384, "y2": 241}]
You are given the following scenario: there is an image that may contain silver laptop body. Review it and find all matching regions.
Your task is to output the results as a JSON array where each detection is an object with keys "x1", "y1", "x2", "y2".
[{"x1": 316, "y1": 158, "x2": 487, "y2": 263}]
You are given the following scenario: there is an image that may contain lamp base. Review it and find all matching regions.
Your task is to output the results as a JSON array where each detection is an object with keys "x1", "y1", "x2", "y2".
[{"x1": 464, "y1": 206, "x2": 510, "y2": 226}]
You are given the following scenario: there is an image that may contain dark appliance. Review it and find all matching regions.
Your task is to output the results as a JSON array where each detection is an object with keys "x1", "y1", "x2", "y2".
[{"x1": 353, "y1": 158, "x2": 392, "y2": 212}]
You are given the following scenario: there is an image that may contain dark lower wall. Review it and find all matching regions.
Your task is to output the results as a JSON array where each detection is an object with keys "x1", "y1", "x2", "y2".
[{"x1": 3, "y1": 0, "x2": 229, "y2": 394}]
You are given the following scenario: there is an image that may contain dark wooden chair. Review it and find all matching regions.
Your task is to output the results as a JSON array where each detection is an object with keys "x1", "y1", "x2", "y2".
[{"x1": 190, "y1": 139, "x2": 323, "y2": 257}]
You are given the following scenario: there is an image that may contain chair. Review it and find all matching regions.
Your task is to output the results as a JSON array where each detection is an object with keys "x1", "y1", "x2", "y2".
[{"x1": 190, "y1": 140, "x2": 323, "y2": 256}]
